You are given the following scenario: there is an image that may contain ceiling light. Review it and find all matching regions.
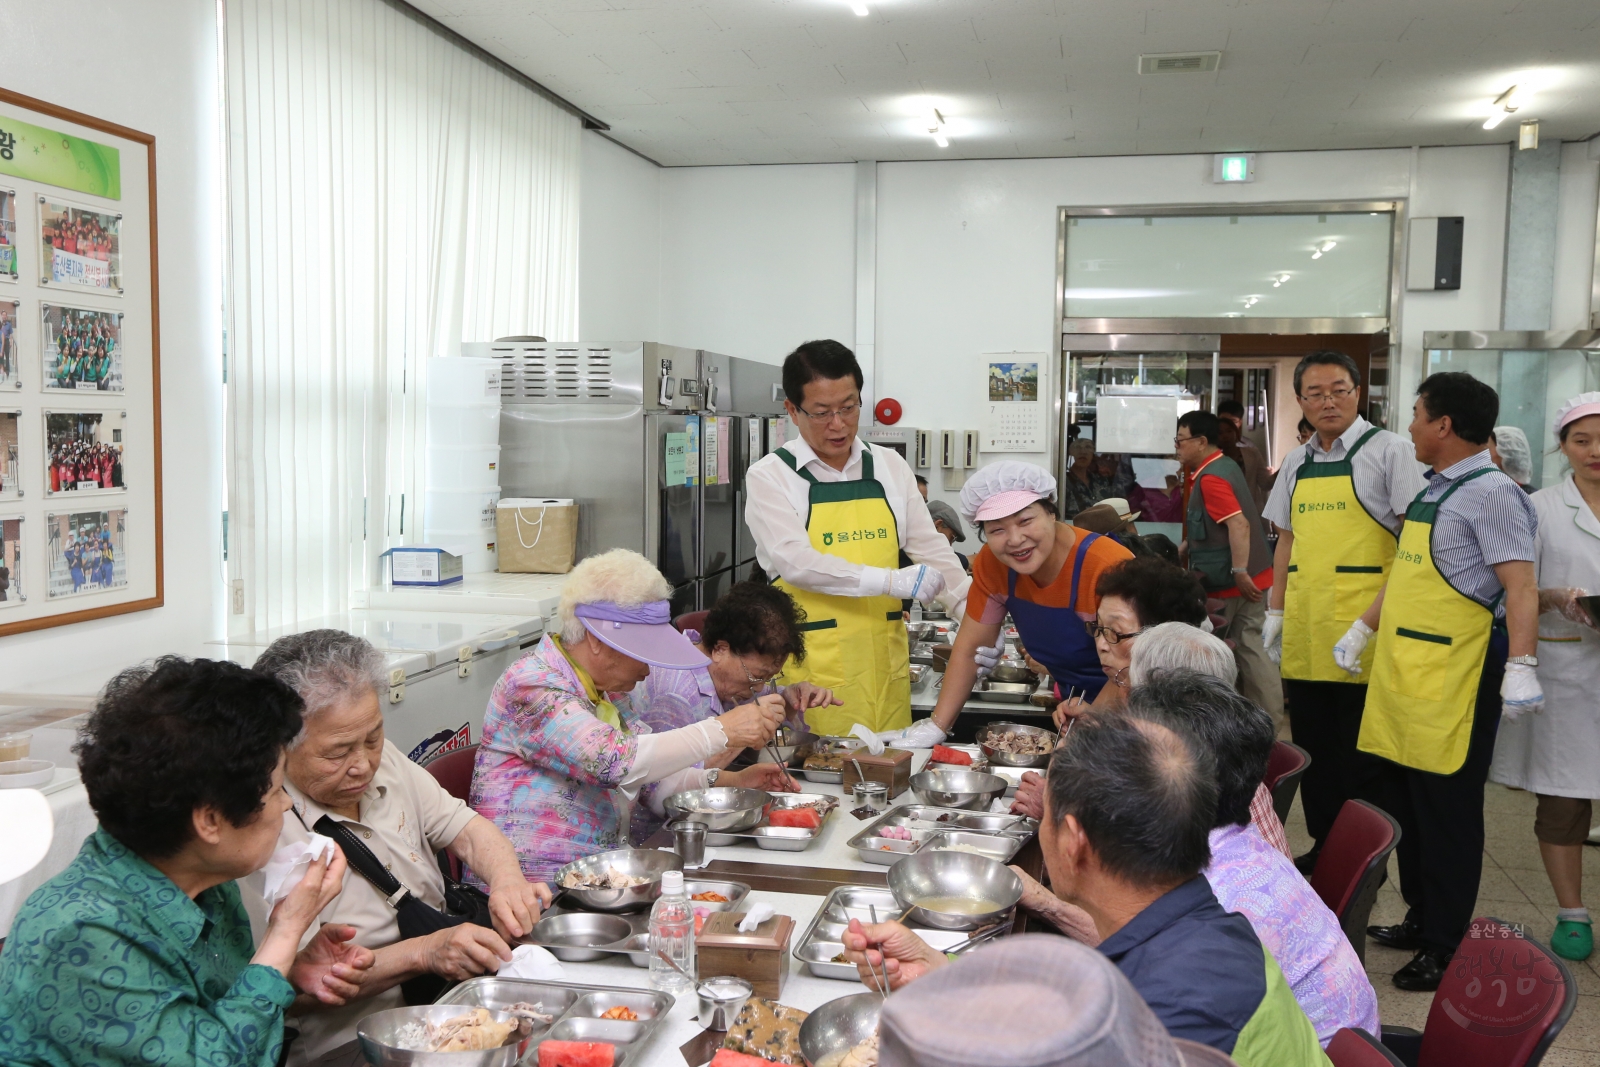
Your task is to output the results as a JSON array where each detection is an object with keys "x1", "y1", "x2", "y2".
[
  {"x1": 1321, "y1": 241, "x2": 1337, "y2": 252},
  {"x1": 1483, "y1": 85, "x2": 1521, "y2": 130},
  {"x1": 850, "y1": 1, "x2": 868, "y2": 15},
  {"x1": 926, "y1": 108, "x2": 949, "y2": 148},
  {"x1": 1311, "y1": 250, "x2": 1322, "y2": 260}
]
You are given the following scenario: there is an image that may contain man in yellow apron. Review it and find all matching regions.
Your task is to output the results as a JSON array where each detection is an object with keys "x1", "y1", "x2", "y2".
[
  {"x1": 744, "y1": 340, "x2": 969, "y2": 737},
  {"x1": 1329, "y1": 373, "x2": 1542, "y2": 992},
  {"x1": 1262, "y1": 352, "x2": 1425, "y2": 872}
]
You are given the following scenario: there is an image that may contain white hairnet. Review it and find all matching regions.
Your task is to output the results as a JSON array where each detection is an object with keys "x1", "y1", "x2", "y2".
[
  {"x1": 1492, "y1": 425, "x2": 1533, "y2": 485},
  {"x1": 1554, "y1": 391, "x2": 1600, "y2": 436},
  {"x1": 958, "y1": 461, "x2": 1057, "y2": 524}
]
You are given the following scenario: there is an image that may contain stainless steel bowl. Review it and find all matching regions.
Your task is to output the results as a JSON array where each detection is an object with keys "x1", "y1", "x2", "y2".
[
  {"x1": 664, "y1": 786, "x2": 773, "y2": 833},
  {"x1": 986, "y1": 664, "x2": 1037, "y2": 685},
  {"x1": 975, "y1": 721, "x2": 1058, "y2": 768},
  {"x1": 906, "y1": 622, "x2": 937, "y2": 644},
  {"x1": 798, "y1": 991, "x2": 883, "y2": 1067},
  {"x1": 528, "y1": 912, "x2": 633, "y2": 961},
  {"x1": 909, "y1": 768, "x2": 1008, "y2": 811},
  {"x1": 552, "y1": 848, "x2": 683, "y2": 912},
  {"x1": 1579, "y1": 594, "x2": 1600, "y2": 628},
  {"x1": 887, "y1": 848, "x2": 1023, "y2": 931},
  {"x1": 356, "y1": 1005, "x2": 526, "y2": 1066}
]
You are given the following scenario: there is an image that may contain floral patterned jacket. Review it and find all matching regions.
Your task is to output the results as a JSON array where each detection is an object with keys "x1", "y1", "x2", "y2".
[{"x1": 469, "y1": 634, "x2": 646, "y2": 884}]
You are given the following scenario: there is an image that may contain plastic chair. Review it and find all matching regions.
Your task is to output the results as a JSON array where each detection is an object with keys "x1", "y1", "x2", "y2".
[
  {"x1": 421, "y1": 743, "x2": 479, "y2": 882},
  {"x1": 673, "y1": 609, "x2": 710, "y2": 634},
  {"x1": 1309, "y1": 799, "x2": 1401, "y2": 964},
  {"x1": 1328, "y1": 1028, "x2": 1405, "y2": 1067},
  {"x1": 1264, "y1": 740, "x2": 1311, "y2": 825},
  {"x1": 1380, "y1": 917, "x2": 1575, "y2": 1067}
]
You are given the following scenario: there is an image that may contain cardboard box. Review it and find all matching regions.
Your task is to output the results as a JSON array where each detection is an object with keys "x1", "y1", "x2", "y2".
[{"x1": 382, "y1": 546, "x2": 464, "y2": 587}]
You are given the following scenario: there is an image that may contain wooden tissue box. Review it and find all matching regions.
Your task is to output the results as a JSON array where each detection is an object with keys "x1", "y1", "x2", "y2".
[
  {"x1": 841, "y1": 747, "x2": 913, "y2": 799},
  {"x1": 697, "y1": 911, "x2": 795, "y2": 999}
]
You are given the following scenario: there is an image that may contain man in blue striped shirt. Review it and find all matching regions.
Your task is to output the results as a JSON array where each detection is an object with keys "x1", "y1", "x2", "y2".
[{"x1": 1332, "y1": 372, "x2": 1541, "y2": 992}]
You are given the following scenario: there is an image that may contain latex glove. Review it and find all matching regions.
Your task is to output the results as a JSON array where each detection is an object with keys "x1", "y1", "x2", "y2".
[
  {"x1": 878, "y1": 718, "x2": 947, "y2": 749},
  {"x1": 1262, "y1": 609, "x2": 1284, "y2": 665},
  {"x1": 1541, "y1": 586, "x2": 1597, "y2": 629},
  {"x1": 885, "y1": 564, "x2": 945, "y2": 605},
  {"x1": 1332, "y1": 619, "x2": 1374, "y2": 676},
  {"x1": 972, "y1": 635, "x2": 1007, "y2": 680},
  {"x1": 1501, "y1": 662, "x2": 1545, "y2": 721},
  {"x1": 850, "y1": 722, "x2": 887, "y2": 756}
]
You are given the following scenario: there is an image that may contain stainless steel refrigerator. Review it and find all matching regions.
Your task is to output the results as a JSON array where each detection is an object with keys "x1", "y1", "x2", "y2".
[{"x1": 495, "y1": 342, "x2": 786, "y2": 615}]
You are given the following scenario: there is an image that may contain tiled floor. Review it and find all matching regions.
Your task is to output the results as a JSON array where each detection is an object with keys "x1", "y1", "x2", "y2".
[{"x1": 1283, "y1": 783, "x2": 1600, "y2": 1063}]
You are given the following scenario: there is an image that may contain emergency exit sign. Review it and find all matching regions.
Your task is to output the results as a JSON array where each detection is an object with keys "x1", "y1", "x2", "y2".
[{"x1": 1213, "y1": 153, "x2": 1256, "y2": 183}]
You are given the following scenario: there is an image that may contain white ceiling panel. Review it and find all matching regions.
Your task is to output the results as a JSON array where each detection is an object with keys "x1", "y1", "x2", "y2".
[{"x1": 407, "y1": 0, "x2": 1600, "y2": 165}]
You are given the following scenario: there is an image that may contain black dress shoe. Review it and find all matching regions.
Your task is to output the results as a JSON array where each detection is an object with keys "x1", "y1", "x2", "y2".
[
  {"x1": 1368, "y1": 918, "x2": 1425, "y2": 950},
  {"x1": 1293, "y1": 849, "x2": 1320, "y2": 876},
  {"x1": 1393, "y1": 948, "x2": 1452, "y2": 992}
]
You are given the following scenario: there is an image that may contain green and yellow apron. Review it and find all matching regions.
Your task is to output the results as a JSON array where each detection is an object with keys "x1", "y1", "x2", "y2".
[
  {"x1": 1281, "y1": 428, "x2": 1397, "y2": 682},
  {"x1": 772, "y1": 447, "x2": 910, "y2": 736},
  {"x1": 1358, "y1": 469, "x2": 1500, "y2": 774}
]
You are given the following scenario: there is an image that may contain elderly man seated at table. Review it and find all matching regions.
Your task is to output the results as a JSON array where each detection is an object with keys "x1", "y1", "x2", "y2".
[
  {"x1": 251, "y1": 630, "x2": 553, "y2": 1064},
  {"x1": 1018, "y1": 621, "x2": 1291, "y2": 858},
  {"x1": 872, "y1": 935, "x2": 1240, "y2": 1067},
  {"x1": 631, "y1": 581, "x2": 838, "y2": 842},
  {"x1": 0, "y1": 657, "x2": 372, "y2": 1067},
  {"x1": 842, "y1": 707, "x2": 1329, "y2": 1067},
  {"x1": 470, "y1": 548, "x2": 786, "y2": 883},
  {"x1": 1016, "y1": 672, "x2": 1377, "y2": 1046}
]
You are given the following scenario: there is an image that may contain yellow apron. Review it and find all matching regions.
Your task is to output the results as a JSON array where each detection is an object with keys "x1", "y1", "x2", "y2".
[
  {"x1": 1358, "y1": 469, "x2": 1500, "y2": 774},
  {"x1": 772, "y1": 447, "x2": 910, "y2": 736},
  {"x1": 1281, "y1": 427, "x2": 1397, "y2": 682}
]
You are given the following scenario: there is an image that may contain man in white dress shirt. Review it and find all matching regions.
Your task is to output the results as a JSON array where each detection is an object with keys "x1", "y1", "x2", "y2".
[{"x1": 745, "y1": 340, "x2": 968, "y2": 737}]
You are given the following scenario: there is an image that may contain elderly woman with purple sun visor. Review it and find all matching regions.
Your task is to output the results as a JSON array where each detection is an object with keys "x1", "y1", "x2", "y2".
[{"x1": 468, "y1": 549, "x2": 788, "y2": 884}]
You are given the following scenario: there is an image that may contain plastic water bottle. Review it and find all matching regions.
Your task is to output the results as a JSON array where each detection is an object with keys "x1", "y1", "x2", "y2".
[{"x1": 648, "y1": 869, "x2": 695, "y2": 995}]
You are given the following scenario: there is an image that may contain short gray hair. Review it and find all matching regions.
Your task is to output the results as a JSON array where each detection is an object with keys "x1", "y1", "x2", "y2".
[
  {"x1": 252, "y1": 629, "x2": 388, "y2": 731},
  {"x1": 1129, "y1": 622, "x2": 1237, "y2": 689}
]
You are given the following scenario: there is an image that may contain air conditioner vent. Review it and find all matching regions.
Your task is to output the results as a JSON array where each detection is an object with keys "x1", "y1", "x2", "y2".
[
  {"x1": 498, "y1": 346, "x2": 614, "y2": 401},
  {"x1": 1138, "y1": 51, "x2": 1221, "y2": 75}
]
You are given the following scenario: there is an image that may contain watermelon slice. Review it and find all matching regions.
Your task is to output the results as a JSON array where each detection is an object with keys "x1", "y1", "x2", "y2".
[
  {"x1": 708, "y1": 1050, "x2": 779, "y2": 1067},
  {"x1": 767, "y1": 807, "x2": 822, "y2": 830},
  {"x1": 538, "y1": 1040, "x2": 615, "y2": 1067},
  {"x1": 930, "y1": 744, "x2": 972, "y2": 766}
]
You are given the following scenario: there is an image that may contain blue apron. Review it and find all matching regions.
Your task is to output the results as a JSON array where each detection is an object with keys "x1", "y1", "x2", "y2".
[{"x1": 1005, "y1": 532, "x2": 1107, "y2": 699}]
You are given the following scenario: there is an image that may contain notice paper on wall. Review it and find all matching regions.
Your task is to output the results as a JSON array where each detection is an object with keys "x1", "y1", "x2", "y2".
[
  {"x1": 981, "y1": 355, "x2": 1047, "y2": 452},
  {"x1": 665, "y1": 433, "x2": 688, "y2": 487}
]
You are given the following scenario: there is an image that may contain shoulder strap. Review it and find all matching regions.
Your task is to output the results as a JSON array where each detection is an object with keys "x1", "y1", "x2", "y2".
[
  {"x1": 315, "y1": 815, "x2": 412, "y2": 907},
  {"x1": 1343, "y1": 425, "x2": 1382, "y2": 460},
  {"x1": 1068, "y1": 532, "x2": 1101, "y2": 606},
  {"x1": 773, "y1": 447, "x2": 818, "y2": 485},
  {"x1": 1434, "y1": 465, "x2": 1501, "y2": 506},
  {"x1": 860, "y1": 447, "x2": 875, "y2": 482}
]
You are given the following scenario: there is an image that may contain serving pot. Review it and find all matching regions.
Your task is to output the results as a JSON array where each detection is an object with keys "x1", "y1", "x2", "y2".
[{"x1": 551, "y1": 848, "x2": 683, "y2": 913}]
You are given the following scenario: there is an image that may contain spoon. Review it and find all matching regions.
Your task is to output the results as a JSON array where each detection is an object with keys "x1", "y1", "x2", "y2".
[{"x1": 654, "y1": 948, "x2": 697, "y2": 985}]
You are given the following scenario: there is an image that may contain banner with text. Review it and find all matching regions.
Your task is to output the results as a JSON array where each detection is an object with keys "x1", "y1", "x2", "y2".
[
  {"x1": 0, "y1": 114, "x2": 121, "y2": 201},
  {"x1": 50, "y1": 248, "x2": 112, "y2": 289}
]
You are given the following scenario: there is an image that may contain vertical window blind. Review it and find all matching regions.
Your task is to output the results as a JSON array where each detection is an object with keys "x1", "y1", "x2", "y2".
[{"x1": 223, "y1": 0, "x2": 579, "y2": 632}]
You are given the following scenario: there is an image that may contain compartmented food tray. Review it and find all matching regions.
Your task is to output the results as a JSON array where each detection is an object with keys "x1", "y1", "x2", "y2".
[
  {"x1": 792, "y1": 885, "x2": 1014, "y2": 981},
  {"x1": 703, "y1": 793, "x2": 839, "y2": 851},
  {"x1": 439, "y1": 977, "x2": 673, "y2": 1065},
  {"x1": 846, "y1": 807, "x2": 1035, "y2": 865}
]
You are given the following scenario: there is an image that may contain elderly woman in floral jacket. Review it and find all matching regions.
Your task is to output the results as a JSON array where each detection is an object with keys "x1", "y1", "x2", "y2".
[{"x1": 469, "y1": 549, "x2": 787, "y2": 883}]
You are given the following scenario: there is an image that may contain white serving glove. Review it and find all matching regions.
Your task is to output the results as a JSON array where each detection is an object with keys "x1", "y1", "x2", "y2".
[
  {"x1": 973, "y1": 635, "x2": 1007, "y2": 680},
  {"x1": 1500, "y1": 662, "x2": 1545, "y2": 721},
  {"x1": 884, "y1": 564, "x2": 945, "y2": 605},
  {"x1": 1263, "y1": 609, "x2": 1284, "y2": 665},
  {"x1": 880, "y1": 718, "x2": 948, "y2": 749},
  {"x1": 1332, "y1": 619, "x2": 1374, "y2": 676},
  {"x1": 850, "y1": 722, "x2": 887, "y2": 756}
]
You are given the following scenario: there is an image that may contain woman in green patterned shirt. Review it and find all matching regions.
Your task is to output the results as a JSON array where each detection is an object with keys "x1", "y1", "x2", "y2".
[{"x1": 0, "y1": 657, "x2": 375, "y2": 1066}]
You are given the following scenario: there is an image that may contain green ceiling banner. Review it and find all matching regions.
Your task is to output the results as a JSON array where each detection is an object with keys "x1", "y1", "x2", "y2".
[{"x1": 0, "y1": 113, "x2": 121, "y2": 201}]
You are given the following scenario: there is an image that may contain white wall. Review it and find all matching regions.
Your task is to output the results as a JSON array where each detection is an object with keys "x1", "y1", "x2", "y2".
[
  {"x1": 0, "y1": 0, "x2": 223, "y2": 686},
  {"x1": 579, "y1": 132, "x2": 662, "y2": 348},
  {"x1": 619, "y1": 144, "x2": 1516, "y2": 507}
]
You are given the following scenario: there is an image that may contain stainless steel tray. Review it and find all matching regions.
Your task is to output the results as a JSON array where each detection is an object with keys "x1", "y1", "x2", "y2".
[
  {"x1": 439, "y1": 977, "x2": 673, "y2": 1064},
  {"x1": 916, "y1": 829, "x2": 1022, "y2": 864},
  {"x1": 846, "y1": 806, "x2": 1033, "y2": 865},
  {"x1": 792, "y1": 884, "x2": 1014, "y2": 981},
  {"x1": 704, "y1": 793, "x2": 839, "y2": 850},
  {"x1": 515, "y1": 880, "x2": 750, "y2": 961}
]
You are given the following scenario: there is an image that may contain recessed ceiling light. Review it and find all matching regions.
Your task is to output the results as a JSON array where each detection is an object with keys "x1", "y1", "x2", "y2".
[{"x1": 850, "y1": 1, "x2": 868, "y2": 15}]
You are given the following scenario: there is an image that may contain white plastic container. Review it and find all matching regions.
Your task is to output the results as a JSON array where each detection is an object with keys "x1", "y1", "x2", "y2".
[{"x1": 426, "y1": 444, "x2": 501, "y2": 489}]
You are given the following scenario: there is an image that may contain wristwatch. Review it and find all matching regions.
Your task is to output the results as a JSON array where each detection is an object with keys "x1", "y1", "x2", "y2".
[
  {"x1": 1231, "y1": 567, "x2": 1250, "y2": 575},
  {"x1": 705, "y1": 768, "x2": 721, "y2": 787},
  {"x1": 1506, "y1": 655, "x2": 1539, "y2": 667}
]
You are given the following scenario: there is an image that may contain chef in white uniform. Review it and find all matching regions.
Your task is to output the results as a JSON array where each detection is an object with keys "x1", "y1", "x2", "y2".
[{"x1": 1490, "y1": 391, "x2": 1600, "y2": 962}]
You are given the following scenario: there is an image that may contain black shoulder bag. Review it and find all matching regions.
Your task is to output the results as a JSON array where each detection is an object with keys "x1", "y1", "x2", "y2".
[{"x1": 314, "y1": 816, "x2": 494, "y2": 1005}]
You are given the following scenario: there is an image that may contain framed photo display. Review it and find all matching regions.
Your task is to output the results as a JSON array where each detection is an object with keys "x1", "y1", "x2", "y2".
[{"x1": 0, "y1": 89, "x2": 161, "y2": 637}]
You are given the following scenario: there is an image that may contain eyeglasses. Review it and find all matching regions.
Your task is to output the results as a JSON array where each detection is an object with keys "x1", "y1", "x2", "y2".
[
  {"x1": 1299, "y1": 387, "x2": 1356, "y2": 405},
  {"x1": 1172, "y1": 434, "x2": 1197, "y2": 446},
  {"x1": 737, "y1": 657, "x2": 781, "y2": 690},
  {"x1": 1085, "y1": 620, "x2": 1145, "y2": 645},
  {"x1": 794, "y1": 401, "x2": 862, "y2": 425}
]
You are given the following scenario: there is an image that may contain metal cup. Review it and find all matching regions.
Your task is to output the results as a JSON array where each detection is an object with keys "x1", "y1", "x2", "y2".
[
  {"x1": 669, "y1": 818, "x2": 708, "y2": 867},
  {"x1": 852, "y1": 780, "x2": 889, "y2": 814},
  {"x1": 696, "y1": 976, "x2": 754, "y2": 1030}
]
